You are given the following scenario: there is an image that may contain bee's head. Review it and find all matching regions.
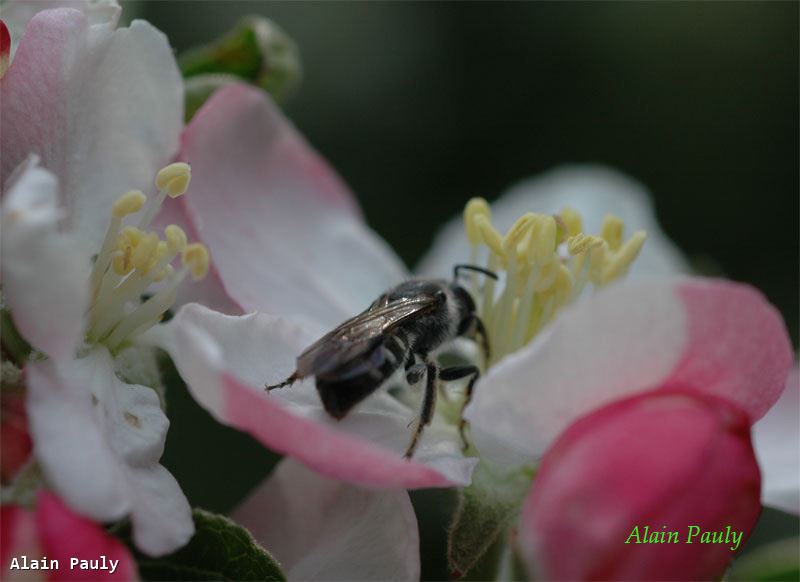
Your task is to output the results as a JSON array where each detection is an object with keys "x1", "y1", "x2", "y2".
[{"x1": 452, "y1": 283, "x2": 477, "y2": 336}]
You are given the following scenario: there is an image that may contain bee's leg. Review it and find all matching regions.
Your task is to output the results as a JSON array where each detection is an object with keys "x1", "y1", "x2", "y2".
[
  {"x1": 439, "y1": 365, "x2": 480, "y2": 450},
  {"x1": 405, "y1": 362, "x2": 426, "y2": 386},
  {"x1": 264, "y1": 371, "x2": 300, "y2": 391},
  {"x1": 404, "y1": 361, "x2": 438, "y2": 459}
]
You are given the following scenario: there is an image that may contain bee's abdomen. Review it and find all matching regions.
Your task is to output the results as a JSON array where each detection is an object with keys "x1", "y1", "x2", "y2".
[{"x1": 316, "y1": 334, "x2": 407, "y2": 419}]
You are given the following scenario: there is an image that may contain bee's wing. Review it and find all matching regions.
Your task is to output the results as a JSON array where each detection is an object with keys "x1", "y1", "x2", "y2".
[{"x1": 296, "y1": 294, "x2": 441, "y2": 378}]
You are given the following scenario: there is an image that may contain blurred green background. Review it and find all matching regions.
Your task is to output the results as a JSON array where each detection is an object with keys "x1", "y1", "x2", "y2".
[{"x1": 125, "y1": 2, "x2": 798, "y2": 579}]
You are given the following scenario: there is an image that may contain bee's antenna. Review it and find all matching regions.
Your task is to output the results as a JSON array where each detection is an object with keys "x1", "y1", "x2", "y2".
[{"x1": 453, "y1": 264, "x2": 498, "y2": 282}]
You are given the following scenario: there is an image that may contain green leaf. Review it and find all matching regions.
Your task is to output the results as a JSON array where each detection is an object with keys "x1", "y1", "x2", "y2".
[
  {"x1": 124, "y1": 508, "x2": 286, "y2": 581},
  {"x1": 179, "y1": 16, "x2": 301, "y2": 120},
  {"x1": 728, "y1": 537, "x2": 800, "y2": 581},
  {"x1": 447, "y1": 459, "x2": 535, "y2": 578}
]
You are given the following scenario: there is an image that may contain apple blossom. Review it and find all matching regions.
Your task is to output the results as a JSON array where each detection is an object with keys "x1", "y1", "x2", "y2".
[
  {"x1": 519, "y1": 390, "x2": 761, "y2": 580},
  {"x1": 1, "y1": 490, "x2": 138, "y2": 581},
  {"x1": 159, "y1": 83, "x2": 790, "y2": 494},
  {"x1": 1, "y1": 5, "x2": 198, "y2": 556},
  {"x1": 232, "y1": 459, "x2": 420, "y2": 581}
]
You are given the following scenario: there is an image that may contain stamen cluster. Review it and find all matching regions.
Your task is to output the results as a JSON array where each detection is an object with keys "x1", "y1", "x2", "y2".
[
  {"x1": 85, "y1": 163, "x2": 209, "y2": 351},
  {"x1": 463, "y1": 198, "x2": 646, "y2": 366}
]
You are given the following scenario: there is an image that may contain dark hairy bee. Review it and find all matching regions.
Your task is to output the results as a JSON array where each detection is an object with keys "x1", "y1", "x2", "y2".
[{"x1": 265, "y1": 265, "x2": 495, "y2": 459}]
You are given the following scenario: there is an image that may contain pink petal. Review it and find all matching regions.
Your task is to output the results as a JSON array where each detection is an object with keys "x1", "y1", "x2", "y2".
[
  {"x1": 417, "y1": 165, "x2": 688, "y2": 278},
  {"x1": 467, "y1": 278, "x2": 792, "y2": 461},
  {"x1": 233, "y1": 459, "x2": 419, "y2": 581},
  {"x1": 754, "y1": 367, "x2": 800, "y2": 514},
  {"x1": 1, "y1": 159, "x2": 89, "y2": 361},
  {"x1": 36, "y1": 491, "x2": 139, "y2": 580},
  {"x1": 150, "y1": 196, "x2": 242, "y2": 315},
  {"x1": 520, "y1": 390, "x2": 761, "y2": 580},
  {"x1": 176, "y1": 84, "x2": 407, "y2": 328},
  {"x1": 1, "y1": 7, "x2": 182, "y2": 248},
  {"x1": 167, "y1": 303, "x2": 476, "y2": 489}
]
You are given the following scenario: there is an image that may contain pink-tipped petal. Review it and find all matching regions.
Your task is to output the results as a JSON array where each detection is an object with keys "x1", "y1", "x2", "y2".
[
  {"x1": 754, "y1": 367, "x2": 800, "y2": 515},
  {"x1": 233, "y1": 459, "x2": 420, "y2": 581},
  {"x1": 520, "y1": 390, "x2": 761, "y2": 580},
  {"x1": 417, "y1": 165, "x2": 688, "y2": 278},
  {"x1": 467, "y1": 278, "x2": 793, "y2": 461},
  {"x1": 167, "y1": 303, "x2": 476, "y2": 489},
  {"x1": 176, "y1": 84, "x2": 407, "y2": 328},
  {"x1": 1, "y1": 0, "x2": 120, "y2": 56},
  {"x1": 1, "y1": 159, "x2": 89, "y2": 361},
  {"x1": 36, "y1": 491, "x2": 139, "y2": 581},
  {"x1": 1, "y1": 8, "x2": 182, "y2": 248},
  {"x1": 668, "y1": 279, "x2": 793, "y2": 422}
]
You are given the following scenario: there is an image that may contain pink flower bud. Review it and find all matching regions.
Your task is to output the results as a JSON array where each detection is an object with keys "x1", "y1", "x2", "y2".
[{"x1": 520, "y1": 390, "x2": 760, "y2": 580}]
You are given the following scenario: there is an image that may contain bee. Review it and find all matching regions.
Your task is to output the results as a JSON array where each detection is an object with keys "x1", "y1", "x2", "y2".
[{"x1": 265, "y1": 265, "x2": 495, "y2": 459}]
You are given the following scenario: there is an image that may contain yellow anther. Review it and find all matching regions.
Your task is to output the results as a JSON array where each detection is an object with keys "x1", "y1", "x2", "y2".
[
  {"x1": 155, "y1": 163, "x2": 191, "y2": 198},
  {"x1": 165, "y1": 225, "x2": 187, "y2": 253},
  {"x1": 182, "y1": 243, "x2": 210, "y2": 280},
  {"x1": 567, "y1": 233, "x2": 604, "y2": 255},
  {"x1": 601, "y1": 215, "x2": 625, "y2": 251},
  {"x1": 602, "y1": 231, "x2": 647, "y2": 283},
  {"x1": 149, "y1": 241, "x2": 168, "y2": 269},
  {"x1": 530, "y1": 215, "x2": 557, "y2": 264},
  {"x1": 112, "y1": 190, "x2": 147, "y2": 218},
  {"x1": 131, "y1": 232, "x2": 159, "y2": 272},
  {"x1": 475, "y1": 215, "x2": 505, "y2": 258},
  {"x1": 553, "y1": 264, "x2": 574, "y2": 303},
  {"x1": 560, "y1": 208, "x2": 583, "y2": 236},
  {"x1": 533, "y1": 259, "x2": 560, "y2": 292},
  {"x1": 113, "y1": 246, "x2": 134, "y2": 275},
  {"x1": 588, "y1": 242, "x2": 609, "y2": 284},
  {"x1": 121, "y1": 226, "x2": 144, "y2": 246},
  {"x1": 503, "y1": 213, "x2": 536, "y2": 256},
  {"x1": 464, "y1": 198, "x2": 492, "y2": 245}
]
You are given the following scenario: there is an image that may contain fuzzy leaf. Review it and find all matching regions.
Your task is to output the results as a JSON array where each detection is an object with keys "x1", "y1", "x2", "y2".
[
  {"x1": 447, "y1": 460, "x2": 534, "y2": 577},
  {"x1": 123, "y1": 508, "x2": 285, "y2": 581}
]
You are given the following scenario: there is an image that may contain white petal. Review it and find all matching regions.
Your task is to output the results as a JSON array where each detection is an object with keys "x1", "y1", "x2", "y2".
[
  {"x1": 466, "y1": 281, "x2": 685, "y2": 462},
  {"x1": 1, "y1": 159, "x2": 89, "y2": 360},
  {"x1": 26, "y1": 352, "x2": 131, "y2": 521},
  {"x1": 127, "y1": 464, "x2": 195, "y2": 557},
  {"x1": 163, "y1": 303, "x2": 476, "y2": 488},
  {"x1": 417, "y1": 165, "x2": 688, "y2": 278},
  {"x1": 232, "y1": 459, "x2": 419, "y2": 581},
  {"x1": 1, "y1": 8, "x2": 182, "y2": 248},
  {"x1": 754, "y1": 368, "x2": 800, "y2": 515}
]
